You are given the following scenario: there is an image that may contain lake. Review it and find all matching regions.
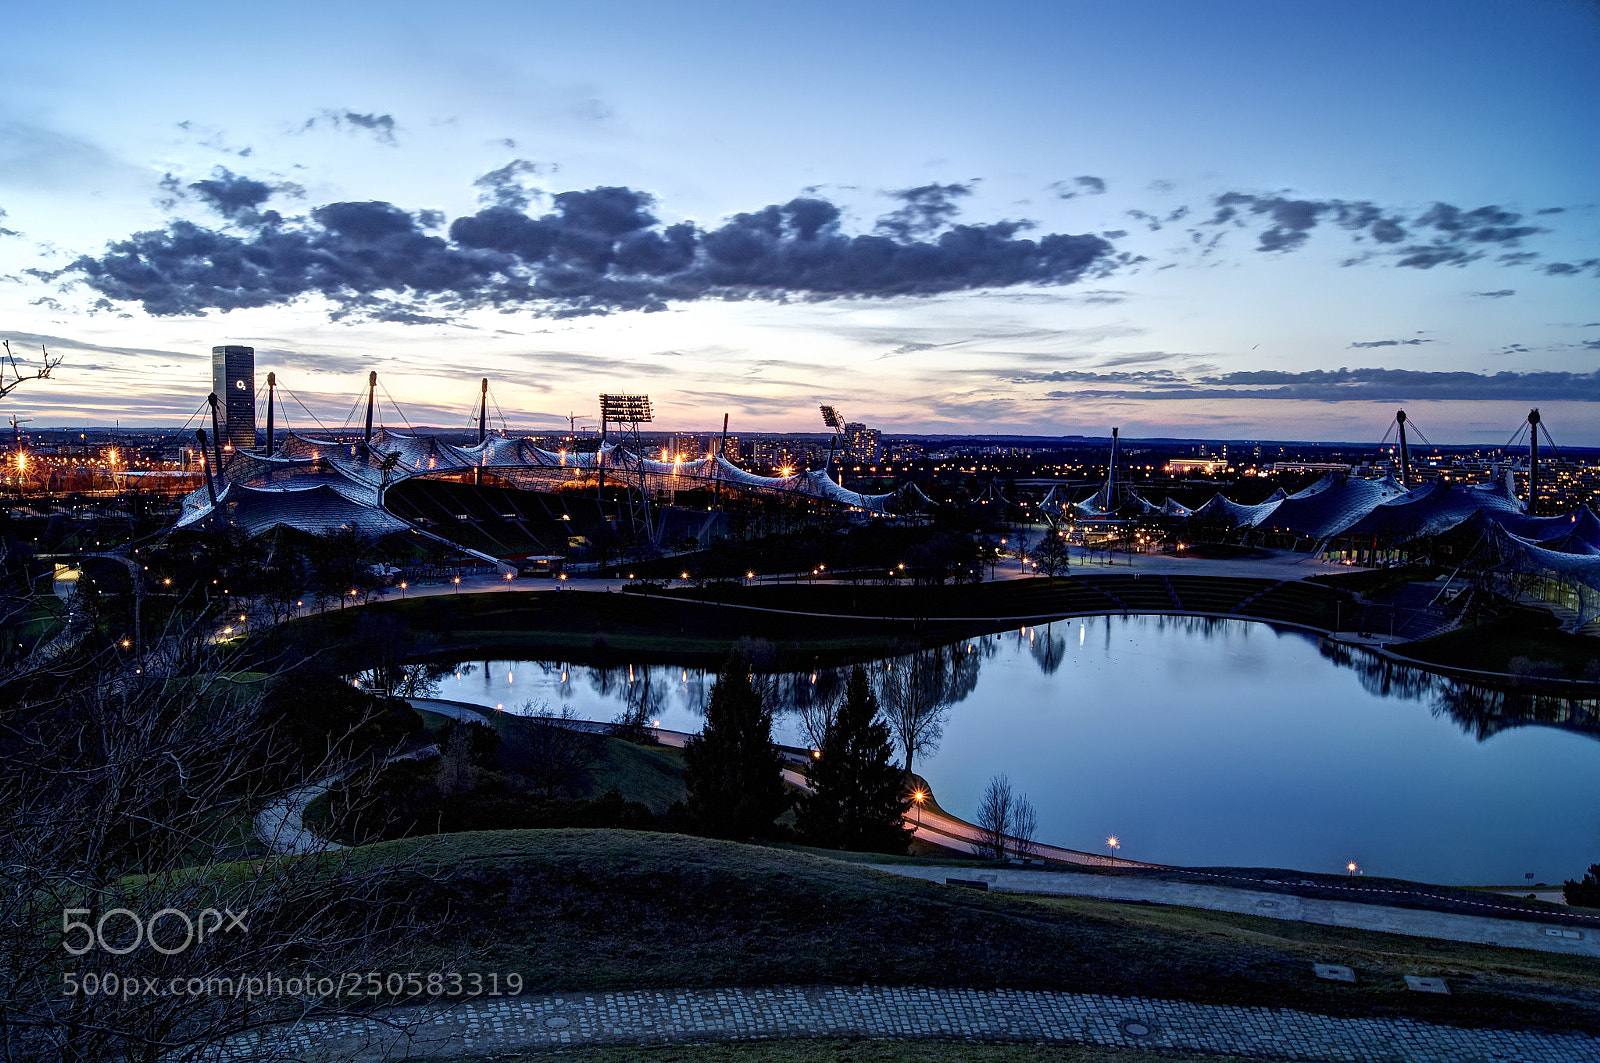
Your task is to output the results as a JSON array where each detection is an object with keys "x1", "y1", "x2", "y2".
[{"x1": 429, "y1": 614, "x2": 1600, "y2": 886}]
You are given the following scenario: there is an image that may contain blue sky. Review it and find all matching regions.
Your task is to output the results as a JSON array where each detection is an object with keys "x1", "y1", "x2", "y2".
[{"x1": 2, "y1": 0, "x2": 1597, "y2": 442}]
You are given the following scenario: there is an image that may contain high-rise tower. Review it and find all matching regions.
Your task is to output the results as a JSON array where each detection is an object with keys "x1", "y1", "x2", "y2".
[{"x1": 211, "y1": 345, "x2": 256, "y2": 449}]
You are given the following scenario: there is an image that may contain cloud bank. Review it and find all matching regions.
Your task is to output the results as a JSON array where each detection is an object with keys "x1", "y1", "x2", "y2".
[
  {"x1": 1039, "y1": 367, "x2": 1600, "y2": 402},
  {"x1": 59, "y1": 173, "x2": 1113, "y2": 321}
]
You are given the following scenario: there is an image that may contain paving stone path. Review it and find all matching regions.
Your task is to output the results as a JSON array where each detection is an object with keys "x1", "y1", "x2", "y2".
[{"x1": 236, "y1": 985, "x2": 1599, "y2": 1062}]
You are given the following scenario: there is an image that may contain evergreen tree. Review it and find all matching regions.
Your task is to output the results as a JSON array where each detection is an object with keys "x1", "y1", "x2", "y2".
[
  {"x1": 682, "y1": 657, "x2": 790, "y2": 839},
  {"x1": 797, "y1": 666, "x2": 912, "y2": 853}
]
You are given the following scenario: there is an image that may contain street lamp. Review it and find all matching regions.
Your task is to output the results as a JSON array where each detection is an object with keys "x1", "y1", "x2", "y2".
[{"x1": 911, "y1": 788, "x2": 927, "y2": 830}]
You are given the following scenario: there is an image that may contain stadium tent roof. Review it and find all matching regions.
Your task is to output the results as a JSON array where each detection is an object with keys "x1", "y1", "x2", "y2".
[
  {"x1": 1483, "y1": 518, "x2": 1600, "y2": 625},
  {"x1": 1192, "y1": 487, "x2": 1286, "y2": 528},
  {"x1": 175, "y1": 428, "x2": 919, "y2": 546},
  {"x1": 1256, "y1": 473, "x2": 1406, "y2": 539},
  {"x1": 1343, "y1": 475, "x2": 1524, "y2": 542}
]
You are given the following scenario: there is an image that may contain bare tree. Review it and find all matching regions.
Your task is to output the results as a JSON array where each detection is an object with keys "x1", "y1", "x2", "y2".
[
  {"x1": 1012, "y1": 794, "x2": 1039, "y2": 859},
  {"x1": 792, "y1": 668, "x2": 845, "y2": 752},
  {"x1": 0, "y1": 615, "x2": 442, "y2": 1061},
  {"x1": 1, "y1": 339, "x2": 63, "y2": 401},
  {"x1": 1033, "y1": 531, "x2": 1072, "y2": 578},
  {"x1": 510, "y1": 703, "x2": 604, "y2": 798},
  {"x1": 975, "y1": 773, "x2": 1015, "y2": 861},
  {"x1": 974, "y1": 774, "x2": 1040, "y2": 861},
  {"x1": 875, "y1": 642, "x2": 985, "y2": 780}
]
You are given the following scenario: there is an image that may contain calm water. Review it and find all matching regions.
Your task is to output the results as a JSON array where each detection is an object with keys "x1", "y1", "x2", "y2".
[{"x1": 429, "y1": 616, "x2": 1600, "y2": 885}]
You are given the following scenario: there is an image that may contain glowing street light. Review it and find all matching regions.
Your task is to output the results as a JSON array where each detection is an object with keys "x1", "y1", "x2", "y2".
[
  {"x1": 1346, "y1": 861, "x2": 1359, "y2": 876},
  {"x1": 1106, "y1": 836, "x2": 1120, "y2": 851}
]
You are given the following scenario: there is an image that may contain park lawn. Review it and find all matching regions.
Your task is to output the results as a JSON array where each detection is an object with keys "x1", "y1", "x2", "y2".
[
  {"x1": 264, "y1": 590, "x2": 962, "y2": 669},
  {"x1": 1395, "y1": 616, "x2": 1600, "y2": 680},
  {"x1": 341, "y1": 829, "x2": 1600, "y2": 1035},
  {"x1": 413, "y1": 703, "x2": 690, "y2": 814},
  {"x1": 453, "y1": 1042, "x2": 1261, "y2": 1063}
]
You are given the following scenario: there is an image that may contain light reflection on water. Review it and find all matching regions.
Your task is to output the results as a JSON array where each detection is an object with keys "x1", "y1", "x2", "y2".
[{"x1": 431, "y1": 615, "x2": 1600, "y2": 885}]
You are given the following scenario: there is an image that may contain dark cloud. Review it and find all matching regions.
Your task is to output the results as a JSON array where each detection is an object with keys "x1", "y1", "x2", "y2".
[
  {"x1": 1348, "y1": 338, "x2": 1433, "y2": 348},
  {"x1": 473, "y1": 159, "x2": 555, "y2": 210},
  {"x1": 1545, "y1": 262, "x2": 1581, "y2": 275},
  {"x1": 0, "y1": 206, "x2": 17, "y2": 238},
  {"x1": 1473, "y1": 289, "x2": 1516, "y2": 298},
  {"x1": 60, "y1": 173, "x2": 1113, "y2": 320},
  {"x1": 301, "y1": 111, "x2": 398, "y2": 145},
  {"x1": 1536, "y1": 207, "x2": 1566, "y2": 215},
  {"x1": 1127, "y1": 209, "x2": 1163, "y2": 232},
  {"x1": 187, "y1": 168, "x2": 274, "y2": 220},
  {"x1": 1042, "y1": 366, "x2": 1600, "y2": 402},
  {"x1": 1049, "y1": 175, "x2": 1106, "y2": 199},
  {"x1": 875, "y1": 183, "x2": 974, "y2": 240},
  {"x1": 1203, "y1": 192, "x2": 1553, "y2": 269}
]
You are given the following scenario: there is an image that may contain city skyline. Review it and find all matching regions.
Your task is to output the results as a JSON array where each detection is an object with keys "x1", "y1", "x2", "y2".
[{"x1": 2, "y1": 0, "x2": 1597, "y2": 443}]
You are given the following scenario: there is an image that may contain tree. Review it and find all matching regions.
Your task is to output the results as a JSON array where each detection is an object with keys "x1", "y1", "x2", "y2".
[
  {"x1": 876, "y1": 641, "x2": 985, "y2": 780},
  {"x1": 975, "y1": 773, "x2": 1015, "y2": 860},
  {"x1": 796, "y1": 666, "x2": 912, "y2": 853},
  {"x1": 1033, "y1": 531, "x2": 1072, "y2": 578},
  {"x1": 0, "y1": 617, "x2": 434, "y2": 1061},
  {"x1": 974, "y1": 773, "x2": 1039, "y2": 860},
  {"x1": 507, "y1": 703, "x2": 604, "y2": 799},
  {"x1": 682, "y1": 655, "x2": 790, "y2": 839},
  {"x1": 1565, "y1": 863, "x2": 1600, "y2": 908},
  {"x1": 1, "y1": 338, "x2": 63, "y2": 401}
]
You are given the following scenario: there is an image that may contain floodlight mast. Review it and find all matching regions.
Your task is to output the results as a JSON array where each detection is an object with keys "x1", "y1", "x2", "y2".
[
  {"x1": 600, "y1": 393, "x2": 655, "y2": 544},
  {"x1": 819, "y1": 404, "x2": 848, "y2": 471}
]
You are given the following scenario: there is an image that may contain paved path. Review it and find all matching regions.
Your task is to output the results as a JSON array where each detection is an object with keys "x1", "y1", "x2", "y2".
[
  {"x1": 253, "y1": 746, "x2": 438, "y2": 856},
  {"x1": 235, "y1": 985, "x2": 1599, "y2": 1062},
  {"x1": 871, "y1": 866, "x2": 1600, "y2": 959}
]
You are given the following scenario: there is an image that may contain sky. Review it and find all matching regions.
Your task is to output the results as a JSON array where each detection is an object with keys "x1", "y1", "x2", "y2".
[{"x1": 2, "y1": 0, "x2": 1597, "y2": 443}]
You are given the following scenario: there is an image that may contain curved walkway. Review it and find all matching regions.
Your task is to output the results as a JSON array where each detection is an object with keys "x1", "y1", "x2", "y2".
[
  {"x1": 235, "y1": 984, "x2": 1598, "y2": 1062},
  {"x1": 872, "y1": 865, "x2": 1600, "y2": 959},
  {"x1": 253, "y1": 746, "x2": 438, "y2": 856}
]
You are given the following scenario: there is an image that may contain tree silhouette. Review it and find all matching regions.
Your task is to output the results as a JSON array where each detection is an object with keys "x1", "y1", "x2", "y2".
[
  {"x1": 682, "y1": 655, "x2": 790, "y2": 839},
  {"x1": 797, "y1": 666, "x2": 911, "y2": 853}
]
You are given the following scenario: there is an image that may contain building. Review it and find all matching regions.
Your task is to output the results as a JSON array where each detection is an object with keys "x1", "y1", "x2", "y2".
[
  {"x1": 843, "y1": 422, "x2": 882, "y2": 462},
  {"x1": 211, "y1": 346, "x2": 256, "y2": 450}
]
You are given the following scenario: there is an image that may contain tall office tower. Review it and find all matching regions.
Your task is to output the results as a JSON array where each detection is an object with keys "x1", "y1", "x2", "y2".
[{"x1": 212, "y1": 345, "x2": 256, "y2": 449}]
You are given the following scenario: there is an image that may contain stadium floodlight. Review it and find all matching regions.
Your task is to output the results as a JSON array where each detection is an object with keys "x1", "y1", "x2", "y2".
[
  {"x1": 820, "y1": 404, "x2": 843, "y2": 429},
  {"x1": 600, "y1": 394, "x2": 653, "y2": 423}
]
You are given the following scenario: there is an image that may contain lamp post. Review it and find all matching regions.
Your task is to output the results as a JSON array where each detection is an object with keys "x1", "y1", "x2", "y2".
[{"x1": 911, "y1": 788, "x2": 927, "y2": 832}]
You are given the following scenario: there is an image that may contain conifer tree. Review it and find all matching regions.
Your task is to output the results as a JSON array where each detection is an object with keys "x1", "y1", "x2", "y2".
[
  {"x1": 798, "y1": 665, "x2": 912, "y2": 853},
  {"x1": 683, "y1": 656, "x2": 790, "y2": 839}
]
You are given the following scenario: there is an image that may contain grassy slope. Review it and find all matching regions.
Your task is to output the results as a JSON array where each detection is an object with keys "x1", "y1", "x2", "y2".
[
  {"x1": 415, "y1": 704, "x2": 690, "y2": 813},
  {"x1": 267, "y1": 591, "x2": 957, "y2": 668},
  {"x1": 346, "y1": 829, "x2": 1600, "y2": 1035},
  {"x1": 1396, "y1": 615, "x2": 1600, "y2": 679}
]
